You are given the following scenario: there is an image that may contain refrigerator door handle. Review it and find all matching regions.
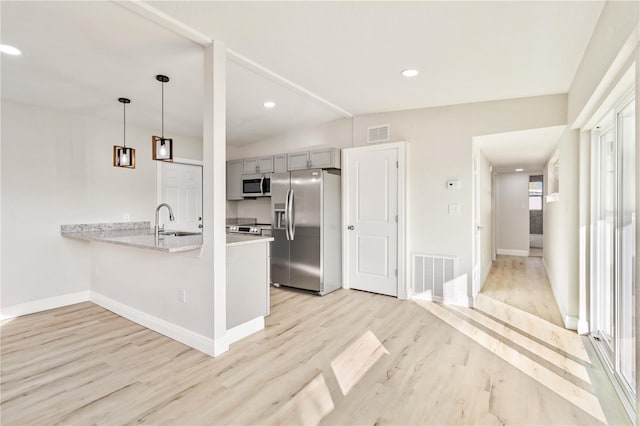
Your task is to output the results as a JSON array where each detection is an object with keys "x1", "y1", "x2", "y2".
[
  {"x1": 284, "y1": 188, "x2": 291, "y2": 241},
  {"x1": 289, "y1": 189, "x2": 296, "y2": 240}
]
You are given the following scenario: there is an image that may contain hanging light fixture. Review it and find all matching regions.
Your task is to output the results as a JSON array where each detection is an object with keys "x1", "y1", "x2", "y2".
[
  {"x1": 113, "y1": 97, "x2": 136, "y2": 168},
  {"x1": 152, "y1": 74, "x2": 173, "y2": 162}
]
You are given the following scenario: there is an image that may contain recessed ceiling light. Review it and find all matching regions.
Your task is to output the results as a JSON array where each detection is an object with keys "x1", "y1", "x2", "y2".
[
  {"x1": 264, "y1": 101, "x2": 276, "y2": 108},
  {"x1": 401, "y1": 69, "x2": 419, "y2": 78},
  {"x1": 0, "y1": 44, "x2": 21, "y2": 56},
  {"x1": 515, "y1": 168, "x2": 524, "y2": 172}
]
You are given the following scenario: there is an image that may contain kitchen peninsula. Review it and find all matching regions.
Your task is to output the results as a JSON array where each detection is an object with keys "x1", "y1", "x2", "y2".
[{"x1": 60, "y1": 221, "x2": 273, "y2": 355}]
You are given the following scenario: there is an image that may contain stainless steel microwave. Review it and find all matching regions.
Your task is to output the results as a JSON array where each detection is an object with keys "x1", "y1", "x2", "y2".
[{"x1": 242, "y1": 174, "x2": 271, "y2": 197}]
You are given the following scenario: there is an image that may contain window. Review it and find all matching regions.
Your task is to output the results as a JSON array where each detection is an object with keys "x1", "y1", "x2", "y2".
[{"x1": 528, "y1": 180, "x2": 543, "y2": 210}]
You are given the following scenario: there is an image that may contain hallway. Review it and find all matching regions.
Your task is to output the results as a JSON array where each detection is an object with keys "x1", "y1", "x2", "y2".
[{"x1": 417, "y1": 254, "x2": 629, "y2": 424}]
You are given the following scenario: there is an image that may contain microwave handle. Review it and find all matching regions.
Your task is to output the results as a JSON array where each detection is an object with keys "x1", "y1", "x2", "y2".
[{"x1": 260, "y1": 176, "x2": 265, "y2": 196}]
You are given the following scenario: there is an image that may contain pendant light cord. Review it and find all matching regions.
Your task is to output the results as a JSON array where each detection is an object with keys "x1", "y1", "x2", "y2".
[
  {"x1": 161, "y1": 81, "x2": 164, "y2": 138},
  {"x1": 123, "y1": 101, "x2": 126, "y2": 149}
]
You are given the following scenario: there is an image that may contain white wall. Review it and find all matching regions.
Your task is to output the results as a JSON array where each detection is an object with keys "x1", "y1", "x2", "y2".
[
  {"x1": 543, "y1": 128, "x2": 580, "y2": 329},
  {"x1": 227, "y1": 118, "x2": 353, "y2": 160},
  {"x1": 568, "y1": 0, "x2": 640, "y2": 125},
  {"x1": 495, "y1": 173, "x2": 530, "y2": 255},
  {"x1": 1, "y1": 99, "x2": 202, "y2": 309},
  {"x1": 351, "y1": 94, "x2": 567, "y2": 304}
]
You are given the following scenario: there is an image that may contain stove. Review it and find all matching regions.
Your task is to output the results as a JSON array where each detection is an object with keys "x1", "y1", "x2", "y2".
[{"x1": 227, "y1": 223, "x2": 272, "y2": 236}]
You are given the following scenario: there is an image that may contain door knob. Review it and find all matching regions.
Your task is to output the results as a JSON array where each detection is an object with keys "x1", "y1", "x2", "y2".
[{"x1": 347, "y1": 225, "x2": 354, "y2": 230}]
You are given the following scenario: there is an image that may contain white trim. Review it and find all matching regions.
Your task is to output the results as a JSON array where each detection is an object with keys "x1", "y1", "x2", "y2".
[
  {"x1": 90, "y1": 291, "x2": 218, "y2": 357},
  {"x1": 577, "y1": 319, "x2": 590, "y2": 336},
  {"x1": 410, "y1": 292, "x2": 473, "y2": 308},
  {"x1": 0, "y1": 291, "x2": 90, "y2": 320},
  {"x1": 542, "y1": 258, "x2": 578, "y2": 331},
  {"x1": 227, "y1": 50, "x2": 353, "y2": 119},
  {"x1": 341, "y1": 141, "x2": 408, "y2": 299},
  {"x1": 496, "y1": 248, "x2": 529, "y2": 257},
  {"x1": 226, "y1": 316, "x2": 265, "y2": 346},
  {"x1": 115, "y1": 0, "x2": 212, "y2": 46}
]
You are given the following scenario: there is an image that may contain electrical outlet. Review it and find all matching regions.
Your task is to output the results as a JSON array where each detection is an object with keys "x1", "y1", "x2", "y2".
[
  {"x1": 123, "y1": 213, "x2": 130, "y2": 221},
  {"x1": 448, "y1": 203, "x2": 461, "y2": 216},
  {"x1": 179, "y1": 289, "x2": 186, "y2": 303}
]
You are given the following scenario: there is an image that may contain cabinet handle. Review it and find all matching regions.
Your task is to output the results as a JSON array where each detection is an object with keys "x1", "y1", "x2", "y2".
[{"x1": 256, "y1": 165, "x2": 259, "y2": 173}]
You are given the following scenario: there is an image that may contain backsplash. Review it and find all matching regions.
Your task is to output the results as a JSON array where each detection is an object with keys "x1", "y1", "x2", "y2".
[{"x1": 234, "y1": 198, "x2": 272, "y2": 224}]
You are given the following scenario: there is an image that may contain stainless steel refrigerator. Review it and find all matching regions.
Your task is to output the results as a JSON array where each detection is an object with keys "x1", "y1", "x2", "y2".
[{"x1": 271, "y1": 169, "x2": 342, "y2": 295}]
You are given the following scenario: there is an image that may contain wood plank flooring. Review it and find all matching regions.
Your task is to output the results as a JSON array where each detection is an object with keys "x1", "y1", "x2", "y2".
[{"x1": 0, "y1": 257, "x2": 630, "y2": 425}]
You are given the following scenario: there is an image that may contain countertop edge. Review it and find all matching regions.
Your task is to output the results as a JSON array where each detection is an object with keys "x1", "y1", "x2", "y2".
[{"x1": 61, "y1": 232, "x2": 203, "y2": 253}]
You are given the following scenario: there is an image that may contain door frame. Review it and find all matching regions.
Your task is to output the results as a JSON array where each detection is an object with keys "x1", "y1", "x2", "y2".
[{"x1": 341, "y1": 141, "x2": 407, "y2": 299}]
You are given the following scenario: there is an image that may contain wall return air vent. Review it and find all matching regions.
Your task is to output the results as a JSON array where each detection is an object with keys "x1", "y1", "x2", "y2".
[{"x1": 367, "y1": 124, "x2": 390, "y2": 143}]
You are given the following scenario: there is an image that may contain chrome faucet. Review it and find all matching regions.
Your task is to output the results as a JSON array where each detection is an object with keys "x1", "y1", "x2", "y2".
[{"x1": 154, "y1": 203, "x2": 175, "y2": 238}]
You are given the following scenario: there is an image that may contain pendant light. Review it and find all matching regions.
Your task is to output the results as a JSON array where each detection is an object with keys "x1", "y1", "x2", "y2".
[
  {"x1": 113, "y1": 97, "x2": 136, "y2": 168},
  {"x1": 152, "y1": 74, "x2": 173, "y2": 162}
]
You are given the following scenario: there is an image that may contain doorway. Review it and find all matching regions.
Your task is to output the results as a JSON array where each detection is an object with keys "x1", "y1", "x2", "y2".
[
  {"x1": 342, "y1": 142, "x2": 406, "y2": 298},
  {"x1": 157, "y1": 160, "x2": 203, "y2": 232},
  {"x1": 529, "y1": 175, "x2": 543, "y2": 257}
]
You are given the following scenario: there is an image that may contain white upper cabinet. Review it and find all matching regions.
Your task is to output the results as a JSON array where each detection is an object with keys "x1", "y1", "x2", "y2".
[
  {"x1": 288, "y1": 148, "x2": 341, "y2": 171},
  {"x1": 226, "y1": 160, "x2": 244, "y2": 200},
  {"x1": 243, "y1": 156, "x2": 274, "y2": 174},
  {"x1": 274, "y1": 154, "x2": 287, "y2": 173}
]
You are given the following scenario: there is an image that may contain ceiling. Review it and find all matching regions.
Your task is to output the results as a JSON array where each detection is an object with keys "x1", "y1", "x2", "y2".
[
  {"x1": 0, "y1": 1, "x2": 344, "y2": 144},
  {"x1": 1, "y1": 2, "x2": 604, "y2": 146},
  {"x1": 474, "y1": 126, "x2": 566, "y2": 173},
  {"x1": 149, "y1": 1, "x2": 605, "y2": 115}
]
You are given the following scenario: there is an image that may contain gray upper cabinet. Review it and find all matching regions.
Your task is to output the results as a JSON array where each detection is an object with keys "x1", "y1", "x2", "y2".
[
  {"x1": 257, "y1": 156, "x2": 274, "y2": 173},
  {"x1": 310, "y1": 148, "x2": 341, "y2": 169},
  {"x1": 227, "y1": 160, "x2": 244, "y2": 200},
  {"x1": 274, "y1": 154, "x2": 287, "y2": 173},
  {"x1": 287, "y1": 151, "x2": 310, "y2": 171},
  {"x1": 288, "y1": 148, "x2": 341, "y2": 171},
  {"x1": 243, "y1": 156, "x2": 274, "y2": 174}
]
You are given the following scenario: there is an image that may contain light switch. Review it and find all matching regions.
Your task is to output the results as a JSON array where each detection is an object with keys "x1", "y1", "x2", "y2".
[{"x1": 448, "y1": 203, "x2": 461, "y2": 216}]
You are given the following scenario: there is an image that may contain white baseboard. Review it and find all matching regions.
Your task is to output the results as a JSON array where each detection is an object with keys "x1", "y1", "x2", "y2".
[
  {"x1": 542, "y1": 259, "x2": 578, "y2": 331},
  {"x1": 0, "y1": 291, "x2": 90, "y2": 320},
  {"x1": 226, "y1": 316, "x2": 265, "y2": 346},
  {"x1": 563, "y1": 315, "x2": 579, "y2": 331},
  {"x1": 577, "y1": 319, "x2": 590, "y2": 335},
  {"x1": 410, "y1": 292, "x2": 473, "y2": 308},
  {"x1": 496, "y1": 248, "x2": 529, "y2": 257},
  {"x1": 90, "y1": 291, "x2": 221, "y2": 357}
]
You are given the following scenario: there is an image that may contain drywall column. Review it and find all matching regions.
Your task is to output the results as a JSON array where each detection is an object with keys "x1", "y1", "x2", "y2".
[
  {"x1": 204, "y1": 41, "x2": 228, "y2": 355},
  {"x1": 635, "y1": 40, "x2": 640, "y2": 423},
  {"x1": 577, "y1": 130, "x2": 590, "y2": 335}
]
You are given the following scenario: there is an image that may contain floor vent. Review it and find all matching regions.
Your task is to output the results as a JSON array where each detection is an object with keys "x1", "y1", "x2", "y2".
[
  {"x1": 412, "y1": 254, "x2": 457, "y2": 302},
  {"x1": 367, "y1": 124, "x2": 390, "y2": 143}
]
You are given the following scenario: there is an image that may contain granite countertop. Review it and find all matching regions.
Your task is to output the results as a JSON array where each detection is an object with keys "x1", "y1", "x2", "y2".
[
  {"x1": 226, "y1": 234, "x2": 274, "y2": 247},
  {"x1": 61, "y1": 222, "x2": 202, "y2": 253}
]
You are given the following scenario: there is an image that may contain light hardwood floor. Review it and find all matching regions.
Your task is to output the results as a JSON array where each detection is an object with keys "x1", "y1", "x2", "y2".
[{"x1": 0, "y1": 257, "x2": 630, "y2": 425}]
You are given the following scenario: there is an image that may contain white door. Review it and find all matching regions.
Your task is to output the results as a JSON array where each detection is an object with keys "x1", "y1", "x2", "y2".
[
  {"x1": 346, "y1": 147, "x2": 398, "y2": 296},
  {"x1": 159, "y1": 162, "x2": 203, "y2": 232}
]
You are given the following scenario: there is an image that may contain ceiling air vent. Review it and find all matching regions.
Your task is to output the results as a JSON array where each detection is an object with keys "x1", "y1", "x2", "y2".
[{"x1": 367, "y1": 124, "x2": 390, "y2": 143}]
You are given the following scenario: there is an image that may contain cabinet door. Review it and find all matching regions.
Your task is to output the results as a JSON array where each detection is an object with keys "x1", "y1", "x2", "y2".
[
  {"x1": 287, "y1": 151, "x2": 310, "y2": 171},
  {"x1": 274, "y1": 154, "x2": 287, "y2": 173},
  {"x1": 257, "y1": 156, "x2": 274, "y2": 173},
  {"x1": 243, "y1": 158, "x2": 258, "y2": 174},
  {"x1": 226, "y1": 160, "x2": 244, "y2": 200},
  {"x1": 310, "y1": 148, "x2": 340, "y2": 169}
]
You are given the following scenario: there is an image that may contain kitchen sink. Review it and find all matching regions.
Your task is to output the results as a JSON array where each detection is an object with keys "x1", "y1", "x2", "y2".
[{"x1": 159, "y1": 231, "x2": 202, "y2": 237}]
